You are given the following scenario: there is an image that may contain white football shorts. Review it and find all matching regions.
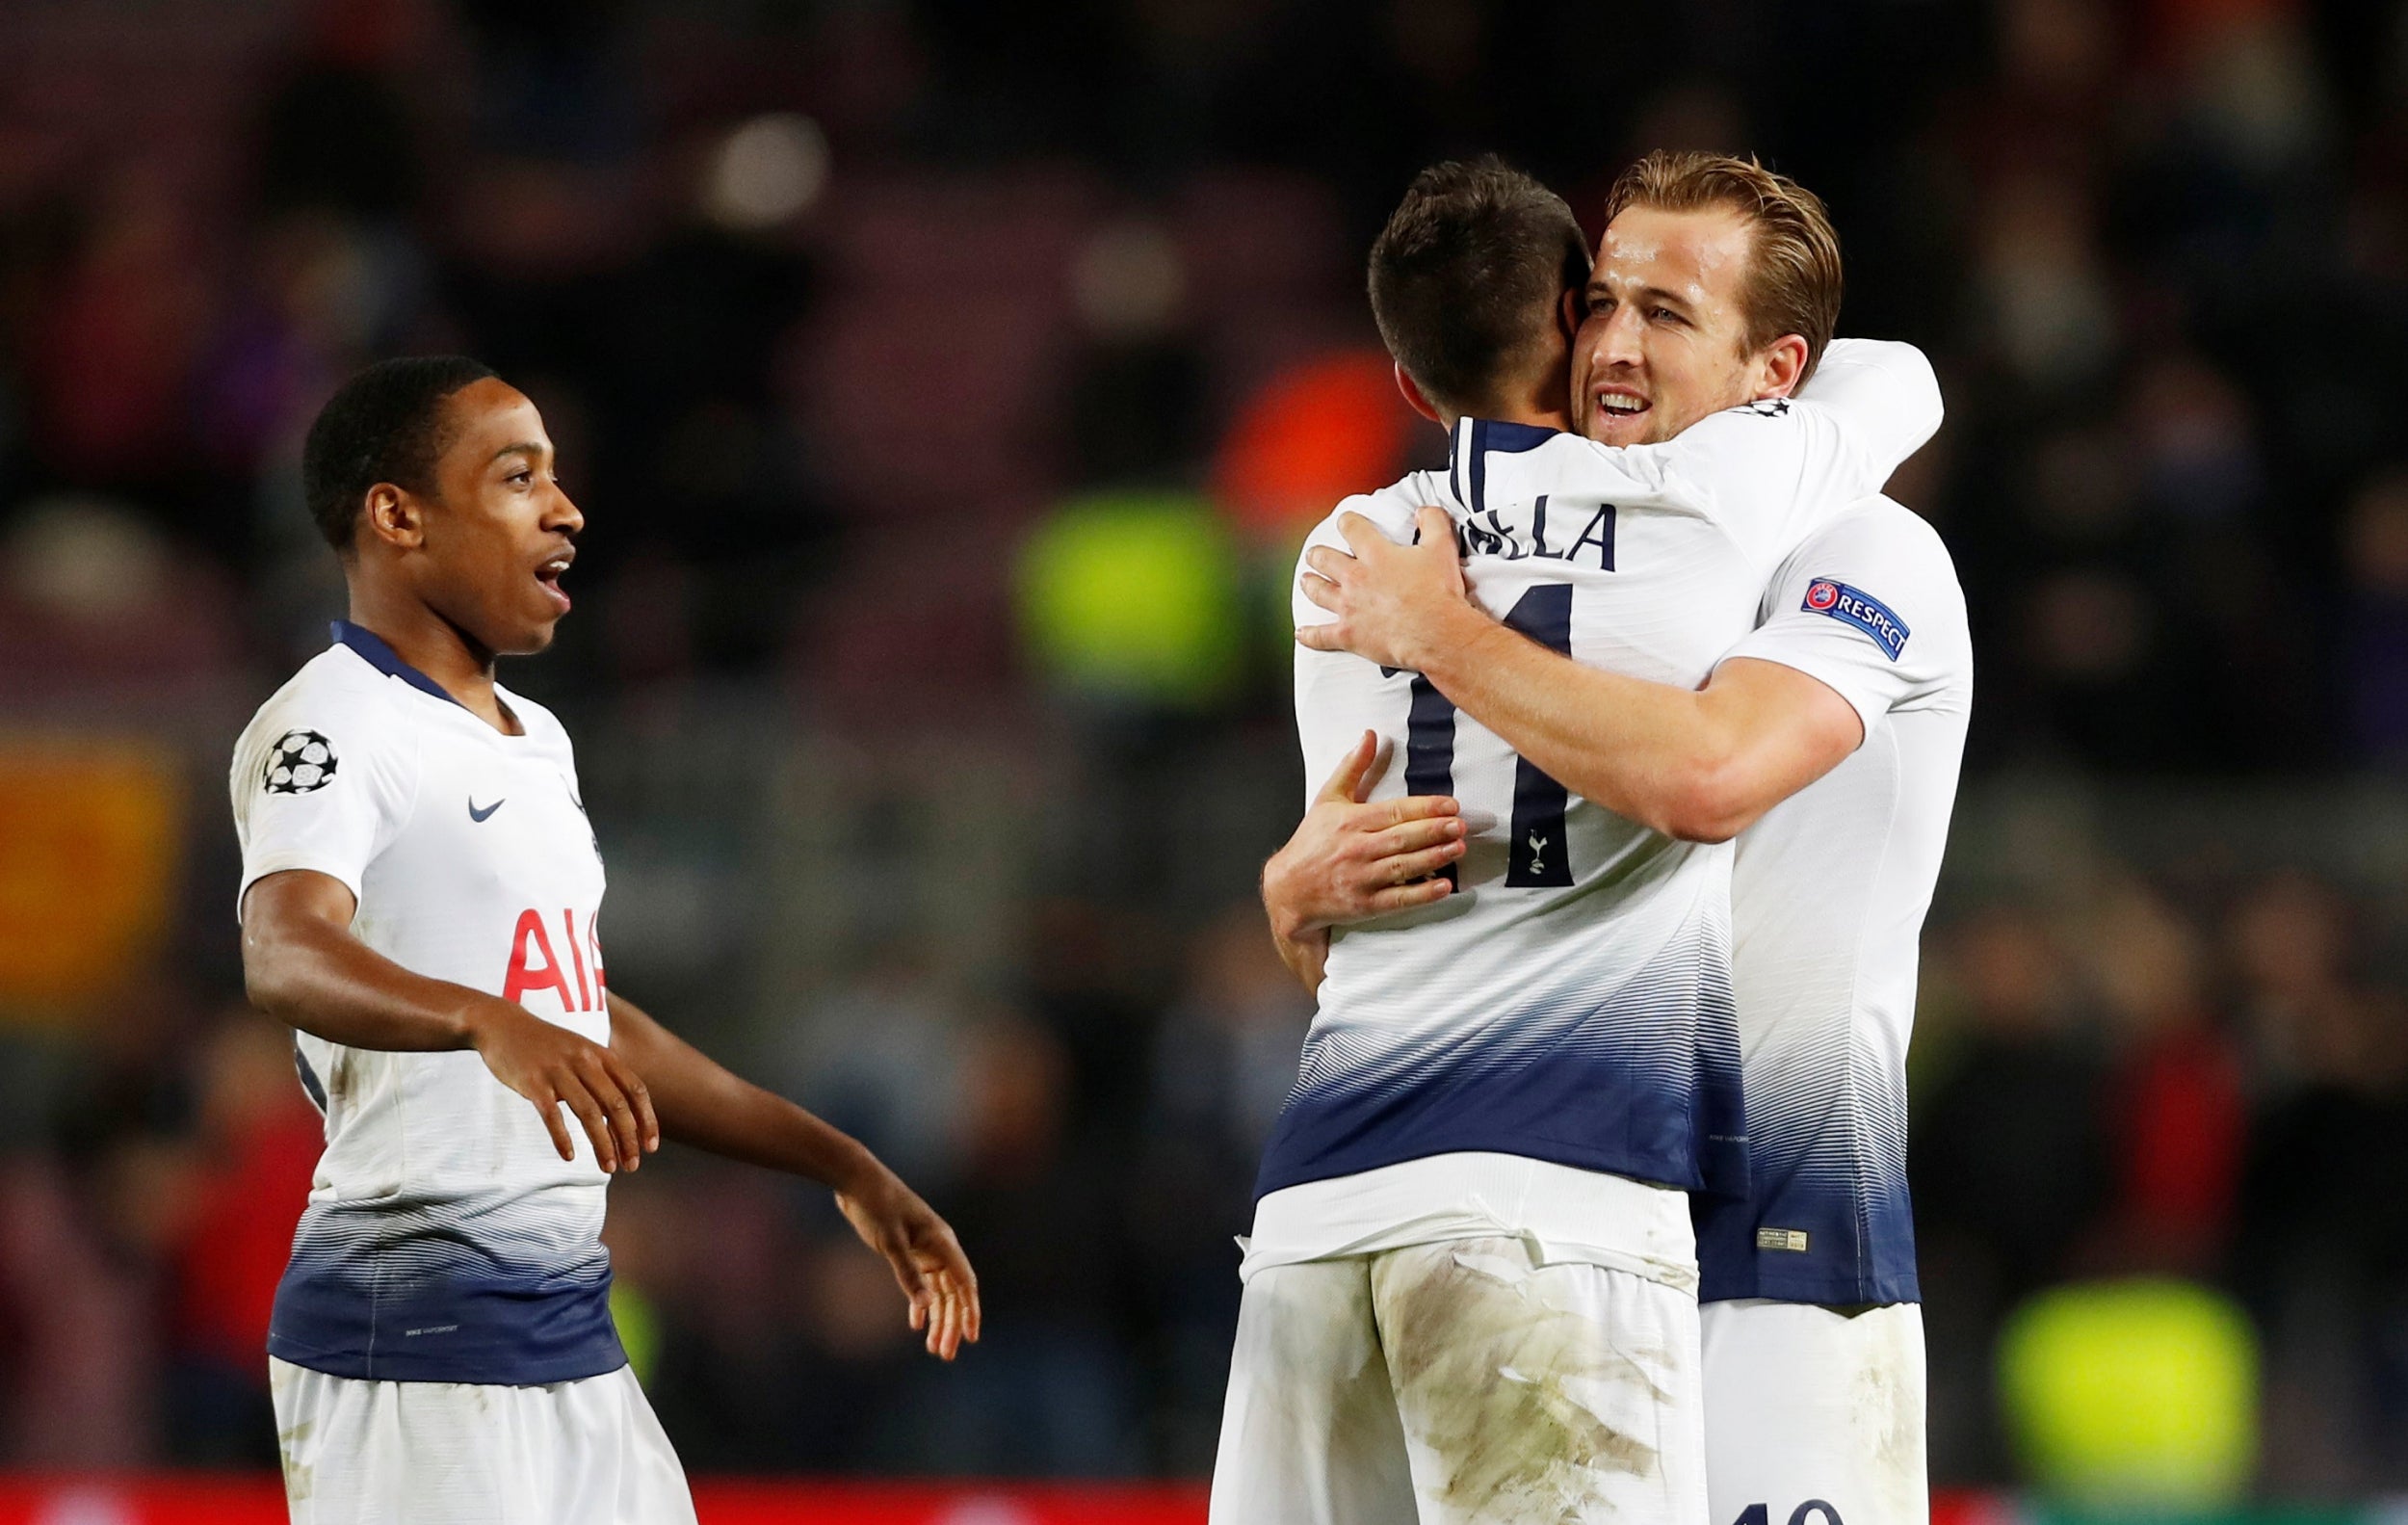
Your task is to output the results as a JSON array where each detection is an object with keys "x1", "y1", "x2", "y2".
[
  {"x1": 1700, "y1": 1300, "x2": 1926, "y2": 1525},
  {"x1": 1210, "y1": 1235, "x2": 1708, "y2": 1525},
  {"x1": 270, "y1": 1356, "x2": 696, "y2": 1525}
]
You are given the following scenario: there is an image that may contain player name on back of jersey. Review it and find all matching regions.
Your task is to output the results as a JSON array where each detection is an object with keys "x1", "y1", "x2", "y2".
[{"x1": 1449, "y1": 496, "x2": 1618, "y2": 568}]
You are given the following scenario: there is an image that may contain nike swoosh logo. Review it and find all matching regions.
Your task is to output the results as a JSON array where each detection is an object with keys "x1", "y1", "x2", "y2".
[{"x1": 468, "y1": 798, "x2": 506, "y2": 823}]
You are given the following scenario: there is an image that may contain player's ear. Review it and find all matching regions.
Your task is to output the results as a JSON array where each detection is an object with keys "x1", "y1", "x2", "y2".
[
  {"x1": 1394, "y1": 362, "x2": 1444, "y2": 426},
  {"x1": 1755, "y1": 334, "x2": 1811, "y2": 400},
  {"x1": 360, "y1": 484, "x2": 427, "y2": 552},
  {"x1": 1557, "y1": 285, "x2": 1582, "y2": 340}
]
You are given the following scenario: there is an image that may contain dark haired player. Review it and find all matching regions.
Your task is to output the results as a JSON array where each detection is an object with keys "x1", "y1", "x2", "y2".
[
  {"x1": 1210, "y1": 158, "x2": 1944, "y2": 1522},
  {"x1": 234, "y1": 357, "x2": 978, "y2": 1523},
  {"x1": 1252, "y1": 153, "x2": 1970, "y2": 1525}
]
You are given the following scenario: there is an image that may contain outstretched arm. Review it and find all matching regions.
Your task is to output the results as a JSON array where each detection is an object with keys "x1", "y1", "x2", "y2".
[
  {"x1": 607, "y1": 993, "x2": 981, "y2": 1360},
  {"x1": 1298, "y1": 508, "x2": 1862, "y2": 843},
  {"x1": 242, "y1": 868, "x2": 659, "y2": 1173}
]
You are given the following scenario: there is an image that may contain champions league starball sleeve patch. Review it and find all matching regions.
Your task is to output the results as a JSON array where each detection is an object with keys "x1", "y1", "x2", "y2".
[
  {"x1": 1802, "y1": 579, "x2": 1910, "y2": 660},
  {"x1": 263, "y1": 729, "x2": 340, "y2": 794}
]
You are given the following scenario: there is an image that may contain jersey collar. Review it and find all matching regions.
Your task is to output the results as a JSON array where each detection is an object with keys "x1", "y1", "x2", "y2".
[
  {"x1": 1448, "y1": 417, "x2": 1563, "y2": 513},
  {"x1": 330, "y1": 620, "x2": 469, "y2": 710}
]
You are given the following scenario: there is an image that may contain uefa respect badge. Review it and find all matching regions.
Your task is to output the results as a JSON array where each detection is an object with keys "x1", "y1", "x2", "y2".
[{"x1": 1802, "y1": 579, "x2": 1909, "y2": 660}]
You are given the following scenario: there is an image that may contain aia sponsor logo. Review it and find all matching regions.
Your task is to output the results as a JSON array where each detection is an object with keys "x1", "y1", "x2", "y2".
[{"x1": 503, "y1": 907, "x2": 608, "y2": 1012}]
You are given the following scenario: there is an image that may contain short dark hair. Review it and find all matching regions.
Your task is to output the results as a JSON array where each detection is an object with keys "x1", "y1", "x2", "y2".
[
  {"x1": 1367, "y1": 158, "x2": 1589, "y2": 419},
  {"x1": 301, "y1": 355, "x2": 498, "y2": 551}
]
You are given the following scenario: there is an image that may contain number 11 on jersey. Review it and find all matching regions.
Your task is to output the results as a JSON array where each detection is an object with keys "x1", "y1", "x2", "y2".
[{"x1": 1401, "y1": 582, "x2": 1576, "y2": 888}]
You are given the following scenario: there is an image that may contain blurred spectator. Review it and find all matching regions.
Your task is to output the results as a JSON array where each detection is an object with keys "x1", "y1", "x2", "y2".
[
  {"x1": 0, "y1": 497, "x2": 244, "y2": 704},
  {"x1": 1975, "y1": 171, "x2": 2119, "y2": 394},
  {"x1": 2342, "y1": 469, "x2": 2408, "y2": 757},
  {"x1": 2236, "y1": 982, "x2": 2408, "y2": 1486},
  {"x1": 919, "y1": 1015, "x2": 1140, "y2": 1476},
  {"x1": 24, "y1": 169, "x2": 211, "y2": 489},
  {"x1": 2082, "y1": 881, "x2": 2245, "y2": 1270},
  {"x1": 639, "y1": 1169, "x2": 842, "y2": 1472},
  {"x1": 1130, "y1": 904, "x2": 1311, "y2": 1467},
  {"x1": 2226, "y1": 869, "x2": 2357, "y2": 1087},
  {"x1": 1063, "y1": 217, "x2": 1208, "y2": 488},
  {"x1": 777, "y1": 951, "x2": 975, "y2": 1191},
  {"x1": 0, "y1": 1155, "x2": 154, "y2": 1465},
  {"x1": 161, "y1": 1012, "x2": 320, "y2": 1465},
  {"x1": 1919, "y1": 905, "x2": 2111, "y2": 1295}
]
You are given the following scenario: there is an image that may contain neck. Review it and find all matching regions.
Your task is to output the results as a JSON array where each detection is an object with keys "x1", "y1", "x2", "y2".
[
  {"x1": 1446, "y1": 366, "x2": 1573, "y2": 433},
  {"x1": 1442, "y1": 401, "x2": 1570, "y2": 432},
  {"x1": 344, "y1": 575, "x2": 512, "y2": 731}
]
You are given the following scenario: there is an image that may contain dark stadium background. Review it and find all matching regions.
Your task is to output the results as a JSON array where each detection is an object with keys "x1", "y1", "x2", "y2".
[{"x1": 1, "y1": 0, "x2": 2405, "y2": 1515}]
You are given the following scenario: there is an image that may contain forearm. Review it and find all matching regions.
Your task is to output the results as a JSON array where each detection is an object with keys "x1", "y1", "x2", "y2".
[
  {"x1": 243, "y1": 911, "x2": 485, "y2": 1052},
  {"x1": 606, "y1": 993, "x2": 878, "y2": 1189},
  {"x1": 1415, "y1": 604, "x2": 1759, "y2": 842}
]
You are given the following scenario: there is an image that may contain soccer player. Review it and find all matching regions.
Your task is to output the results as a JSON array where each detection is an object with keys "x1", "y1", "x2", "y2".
[
  {"x1": 1210, "y1": 158, "x2": 1940, "y2": 1523},
  {"x1": 1269, "y1": 152, "x2": 1972, "y2": 1525},
  {"x1": 233, "y1": 356, "x2": 980, "y2": 1524}
]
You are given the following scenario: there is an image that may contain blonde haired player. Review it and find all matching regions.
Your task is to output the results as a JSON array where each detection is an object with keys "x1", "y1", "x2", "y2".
[
  {"x1": 1270, "y1": 152, "x2": 1969, "y2": 1525},
  {"x1": 1214, "y1": 155, "x2": 1943, "y2": 1523}
]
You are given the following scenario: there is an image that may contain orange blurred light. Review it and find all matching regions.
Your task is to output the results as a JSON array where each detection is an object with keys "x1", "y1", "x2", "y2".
[
  {"x1": 0, "y1": 741, "x2": 181, "y2": 1018},
  {"x1": 1214, "y1": 350, "x2": 1420, "y2": 541}
]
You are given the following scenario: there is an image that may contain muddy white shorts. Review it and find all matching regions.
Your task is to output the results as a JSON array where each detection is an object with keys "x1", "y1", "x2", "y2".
[
  {"x1": 1209, "y1": 1235, "x2": 1708, "y2": 1525},
  {"x1": 270, "y1": 1357, "x2": 697, "y2": 1525},
  {"x1": 1700, "y1": 1300, "x2": 1926, "y2": 1525}
]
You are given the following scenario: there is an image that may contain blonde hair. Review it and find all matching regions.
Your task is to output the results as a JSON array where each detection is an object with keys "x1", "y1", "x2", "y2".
[{"x1": 1603, "y1": 150, "x2": 1843, "y2": 381}]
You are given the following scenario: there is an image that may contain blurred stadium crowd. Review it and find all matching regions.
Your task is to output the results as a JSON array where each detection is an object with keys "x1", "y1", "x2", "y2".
[{"x1": 1, "y1": 0, "x2": 2406, "y2": 1499}]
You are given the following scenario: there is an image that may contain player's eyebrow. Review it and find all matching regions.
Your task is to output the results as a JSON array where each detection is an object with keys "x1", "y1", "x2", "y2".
[
  {"x1": 1584, "y1": 278, "x2": 1697, "y2": 315},
  {"x1": 489, "y1": 441, "x2": 547, "y2": 465}
]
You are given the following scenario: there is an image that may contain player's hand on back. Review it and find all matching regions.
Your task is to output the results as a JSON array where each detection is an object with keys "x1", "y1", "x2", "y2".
[
  {"x1": 1296, "y1": 506, "x2": 1477, "y2": 670},
  {"x1": 833, "y1": 1165, "x2": 982, "y2": 1361},
  {"x1": 1263, "y1": 729, "x2": 1465, "y2": 945},
  {"x1": 463, "y1": 998, "x2": 662, "y2": 1173}
]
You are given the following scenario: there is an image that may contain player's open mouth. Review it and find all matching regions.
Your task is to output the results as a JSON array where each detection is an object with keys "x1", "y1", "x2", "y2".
[
  {"x1": 1594, "y1": 389, "x2": 1650, "y2": 421},
  {"x1": 536, "y1": 552, "x2": 573, "y2": 613}
]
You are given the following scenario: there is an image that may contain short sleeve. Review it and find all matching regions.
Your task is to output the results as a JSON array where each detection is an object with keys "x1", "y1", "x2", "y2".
[
  {"x1": 1718, "y1": 498, "x2": 1972, "y2": 740},
  {"x1": 230, "y1": 677, "x2": 421, "y2": 918}
]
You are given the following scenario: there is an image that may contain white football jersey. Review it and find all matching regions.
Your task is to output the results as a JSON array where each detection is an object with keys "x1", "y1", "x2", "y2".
[
  {"x1": 1698, "y1": 497, "x2": 1972, "y2": 1305},
  {"x1": 232, "y1": 621, "x2": 621, "y2": 1384},
  {"x1": 1251, "y1": 342, "x2": 1942, "y2": 1238}
]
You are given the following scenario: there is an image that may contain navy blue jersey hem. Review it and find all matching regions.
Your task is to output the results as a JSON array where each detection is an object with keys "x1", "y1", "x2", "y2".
[
  {"x1": 1255, "y1": 1012, "x2": 1748, "y2": 1204},
  {"x1": 266, "y1": 1332, "x2": 630, "y2": 1386},
  {"x1": 270, "y1": 1259, "x2": 625, "y2": 1386},
  {"x1": 1691, "y1": 1185, "x2": 1920, "y2": 1306}
]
